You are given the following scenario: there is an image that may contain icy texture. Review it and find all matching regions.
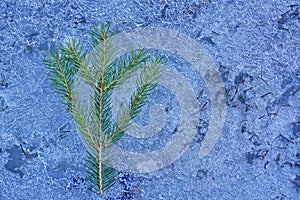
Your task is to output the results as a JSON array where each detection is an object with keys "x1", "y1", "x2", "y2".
[{"x1": 0, "y1": 0, "x2": 299, "y2": 199}]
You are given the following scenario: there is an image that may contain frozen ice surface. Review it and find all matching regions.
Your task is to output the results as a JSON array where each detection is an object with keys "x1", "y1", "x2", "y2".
[{"x1": 0, "y1": 0, "x2": 299, "y2": 199}]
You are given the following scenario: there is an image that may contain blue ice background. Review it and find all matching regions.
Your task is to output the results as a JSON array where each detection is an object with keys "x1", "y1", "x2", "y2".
[{"x1": 0, "y1": 0, "x2": 299, "y2": 199}]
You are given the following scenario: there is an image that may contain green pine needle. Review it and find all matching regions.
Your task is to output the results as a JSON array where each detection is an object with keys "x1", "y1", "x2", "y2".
[{"x1": 44, "y1": 24, "x2": 165, "y2": 195}]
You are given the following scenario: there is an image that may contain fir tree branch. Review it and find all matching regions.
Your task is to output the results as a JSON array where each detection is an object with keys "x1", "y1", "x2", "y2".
[{"x1": 45, "y1": 24, "x2": 165, "y2": 195}]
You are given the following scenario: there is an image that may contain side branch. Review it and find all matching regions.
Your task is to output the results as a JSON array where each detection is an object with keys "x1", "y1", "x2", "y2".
[{"x1": 55, "y1": 56, "x2": 98, "y2": 151}]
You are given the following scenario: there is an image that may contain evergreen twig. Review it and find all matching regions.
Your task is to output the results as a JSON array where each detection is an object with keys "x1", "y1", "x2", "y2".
[{"x1": 44, "y1": 24, "x2": 165, "y2": 195}]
